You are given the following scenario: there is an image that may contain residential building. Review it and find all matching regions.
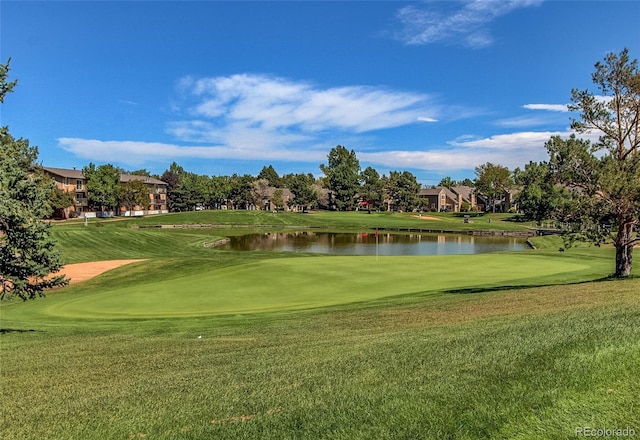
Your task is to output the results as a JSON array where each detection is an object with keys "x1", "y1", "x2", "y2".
[
  {"x1": 419, "y1": 186, "x2": 462, "y2": 212},
  {"x1": 43, "y1": 167, "x2": 168, "y2": 218},
  {"x1": 262, "y1": 187, "x2": 295, "y2": 212},
  {"x1": 43, "y1": 167, "x2": 91, "y2": 218}
]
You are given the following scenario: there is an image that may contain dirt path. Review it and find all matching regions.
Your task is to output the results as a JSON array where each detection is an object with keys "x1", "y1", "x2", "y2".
[{"x1": 59, "y1": 260, "x2": 146, "y2": 285}]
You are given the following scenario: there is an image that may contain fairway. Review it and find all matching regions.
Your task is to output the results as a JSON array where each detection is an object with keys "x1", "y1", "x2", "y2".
[
  {"x1": 20, "y1": 251, "x2": 607, "y2": 320},
  {"x1": 2, "y1": 212, "x2": 638, "y2": 440}
]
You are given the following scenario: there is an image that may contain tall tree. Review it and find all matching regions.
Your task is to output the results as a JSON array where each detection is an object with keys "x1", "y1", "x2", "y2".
[
  {"x1": 119, "y1": 179, "x2": 150, "y2": 214},
  {"x1": 385, "y1": 170, "x2": 421, "y2": 212},
  {"x1": 474, "y1": 162, "x2": 513, "y2": 213},
  {"x1": 257, "y1": 165, "x2": 281, "y2": 187},
  {"x1": 208, "y1": 175, "x2": 231, "y2": 209},
  {"x1": 438, "y1": 176, "x2": 456, "y2": 188},
  {"x1": 83, "y1": 163, "x2": 121, "y2": 213},
  {"x1": 228, "y1": 174, "x2": 255, "y2": 209},
  {"x1": 360, "y1": 166, "x2": 384, "y2": 213},
  {"x1": 289, "y1": 173, "x2": 317, "y2": 212},
  {"x1": 160, "y1": 162, "x2": 184, "y2": 212},
  {"x1": 1, "y1": 60, "x2": 68, "y2": 300},
  {"x1": 554, "y1": 48, "x2": 640, "y2": 278},
  {"x1": 127, "y1": 169, "x2": 151, "y2": 177},
  {"x1": 320, "y1": 145, "x2": 361, "y2": 211},
  {"x1": 514, "y1": 161, "x2": 571, "y2": 223}
]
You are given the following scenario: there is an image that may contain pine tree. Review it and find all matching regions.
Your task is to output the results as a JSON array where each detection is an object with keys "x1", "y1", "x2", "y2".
[{"x1": 1, "y1": 60, "x2": 68, "y2": 300}]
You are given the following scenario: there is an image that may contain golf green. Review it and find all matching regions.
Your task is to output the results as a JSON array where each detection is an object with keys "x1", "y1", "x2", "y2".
[{"x1": 37, "y1": 252, "x2": 603, "y2": 319}]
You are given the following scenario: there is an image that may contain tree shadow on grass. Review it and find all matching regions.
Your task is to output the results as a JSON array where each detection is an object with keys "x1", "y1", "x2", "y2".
[
  {"x1": 0, "y1": 328, "x2": 39, "y2": 334},
  {"x1": 442, "y1": 275, "x2": 627, "y2": 295}
]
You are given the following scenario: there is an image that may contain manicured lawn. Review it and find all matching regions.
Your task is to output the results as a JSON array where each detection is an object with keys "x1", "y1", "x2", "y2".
[
  {"x1": 2, "y1": 277, "x2": 638, "y2": 439},
  {"x1": 2, "y1": 251, "x2": 613, "y2": 322},
  {"x1": 1, "y1": 211, "x2": 637, "y2": 439},
  {"x1": 62, "y1": 209, "x2": 536, "y2": 233}
]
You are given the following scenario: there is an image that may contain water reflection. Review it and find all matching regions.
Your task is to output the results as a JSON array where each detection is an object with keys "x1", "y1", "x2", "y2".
[{"x1": 218, "y1": 232, "x2": 527, "y2": 256}]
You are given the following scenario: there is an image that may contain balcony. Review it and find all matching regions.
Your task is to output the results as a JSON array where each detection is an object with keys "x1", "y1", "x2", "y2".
[{"x1": 75, "y1": 197, "x2": 89, "y2": 207}]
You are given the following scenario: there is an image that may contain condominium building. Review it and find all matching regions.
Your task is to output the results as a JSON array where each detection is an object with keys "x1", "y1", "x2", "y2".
[{"x1": 43, "y1": 167, "x2": 168, "y2": 218}]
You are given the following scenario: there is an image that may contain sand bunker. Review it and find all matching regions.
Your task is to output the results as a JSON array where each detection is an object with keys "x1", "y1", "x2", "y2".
[
  {"x1": 59, "y1": 260, "x2": 145, "y2": 285},
  {"x1": 411, "y1": 215, "x2": 441, "y2": 221}
]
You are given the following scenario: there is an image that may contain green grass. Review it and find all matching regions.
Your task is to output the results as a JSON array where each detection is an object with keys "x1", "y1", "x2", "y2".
[
  {"x1": 1, "y1": 211, "x2": 638, "y2": 439},
  {"x1": 2, "y1": 251, "x2": 611, "y2": 322},
  {"x1": 66, "y1": 209, "x2": 536, "y2": 232}
]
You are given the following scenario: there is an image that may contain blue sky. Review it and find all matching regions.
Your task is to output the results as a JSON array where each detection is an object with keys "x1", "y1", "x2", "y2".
[{"x1": 2, "y1": 1, "x2": 639, "y2": 185}]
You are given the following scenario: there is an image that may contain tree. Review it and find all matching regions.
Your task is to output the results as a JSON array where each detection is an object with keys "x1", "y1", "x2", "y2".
[
  {"x1": 289, "y1": 173, "x2": 317, "y2": 212},
  {"x1": 48, "y1": 183, "x2": 76, "y2": 219},
  {"x1": 208, "y1": 175, "x2": 231, "y2": 209},
  {"x1": 119, "y1": 179, "x2": 150, "y2": 214},
  {"x1": 385, "y1": 171, "x2": 421, "y2": 212},
  {"x1": 360, "y1": 166, "x2": 384, "y2": 212},
  {"x1": 320, "y1": 145, "x2": 361, "y2": 211},
  {"x1": 546, "y1": 49, "x2": 640, "y2": 278},
  {"x1": 1, "y1": 60, "x2": 68, "y2": 300},
  {"x1": 271, "y1": 189, "x2": 285, "y2": 211},
  {"x1": 83, "y1": 163, "x2": 121, "y2": 213},
  {"x1": 313, "y1": 178, "x2": 330, "y2": 209},
  {"x1": 127, "y1": 169, "x2": 151, "y2": 177},
  {"x1": 251, "y1": 178, "x2": 271, "y2": 209},
  {"x1": 474, "y1": 162, "x2": 513, "y2": 213},
  {"x1": 438, "y1": 176, "x2": 456, "y2": 188},
  {"x1": 161, "y1": 162, "x2": 184, "y2": 212},
  {"x1": 564, "y1": 49, "x2": 640, "y2": 277},
  {"x1": 514, "y1": 161, "x2": 571, "y2": 223},
  {"x1": 257, "y1": 165, "x2": 281, "y2": 187},
  {"x1": 228, "y1": 174, "x2": 255, "y2": 209}
]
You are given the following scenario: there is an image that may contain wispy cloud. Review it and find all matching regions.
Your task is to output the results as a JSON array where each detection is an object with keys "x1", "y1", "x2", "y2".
[
  {"x1": 523, "y1": 103, "x2": 569, "y2": 112},
  {"x1": 380, "y1": 128, "x2": 601, "y2": 172},
  {"x1": 394, "y1": 0, "x2": 543, "y2": 48},
  {"x1": 361, "y1": 130, "x2": 565, "y2": 171},
  {"x1": 57, "y1": 138, "x2": 329, "y2": 166},
  {"x1": 174, "y1": 73, "x2": 437, "y2": 134},
  {"x1": 58, "y1": 74, "x2": 445, "y2": 170},
  {"x1": 58, "y1": 127, "x2": 601, "y2": 174}
]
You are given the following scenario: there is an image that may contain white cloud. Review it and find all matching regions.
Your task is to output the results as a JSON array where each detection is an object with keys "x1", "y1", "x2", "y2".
[
  {"x1": 361, "y1": 130, "x2": 563, "y2": 171},
  {"x1": 57, "y1": 137, "x2": 327, "y2": 166},
  {"x1": 176, "y1": 74, "x2": 435, "y2": 135},
  {"x1": 523, "y1": 103, "x2": 569, "y2": 112},
  {"x1": 394, "y1": 0, "x2": 543, "y2": 47},
  {"x1": 494, "y1": 114, "x2": 563, "y2": 128},
  {"x1": 57, "y1": 74, "x2": 446, "y2": 170}
]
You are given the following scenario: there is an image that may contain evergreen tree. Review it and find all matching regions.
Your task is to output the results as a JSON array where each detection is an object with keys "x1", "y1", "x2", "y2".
[
  {"x1": 385, "y1": 170, "x2": 420, "y2": 212},
  {"x1": 360, "y1": 166, "x2": 384, "y2": 212},
  {"x1": 0, "y1": 61, "x2": 68, "y2": 300},
  {"x1": 257, "y1": 165, "x2": 281, "y2": 187},
  {"x1": 320, "y1": 145, "x2": 361, "y2": 211},
  {"x1": 289, "y1": 173, "x2": 317, "y2": 212},
  {"x1": 548, "y1": 49, "x2": 640, "y2": 278}
]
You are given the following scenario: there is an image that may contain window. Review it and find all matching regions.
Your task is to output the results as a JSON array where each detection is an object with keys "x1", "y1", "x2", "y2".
[{"x1": 76, "y1": 180, "x2": 83, "y2": 190}]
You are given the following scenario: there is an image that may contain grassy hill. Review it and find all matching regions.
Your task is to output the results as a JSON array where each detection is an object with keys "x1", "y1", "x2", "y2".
[{"x1": 1, "y1": 211, "x2": 637, "y2": 439}]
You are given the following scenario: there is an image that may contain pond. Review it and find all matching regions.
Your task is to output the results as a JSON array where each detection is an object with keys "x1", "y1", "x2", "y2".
[{"x1": 217, "y1": 232, "x2": 528, "y2": 256}]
